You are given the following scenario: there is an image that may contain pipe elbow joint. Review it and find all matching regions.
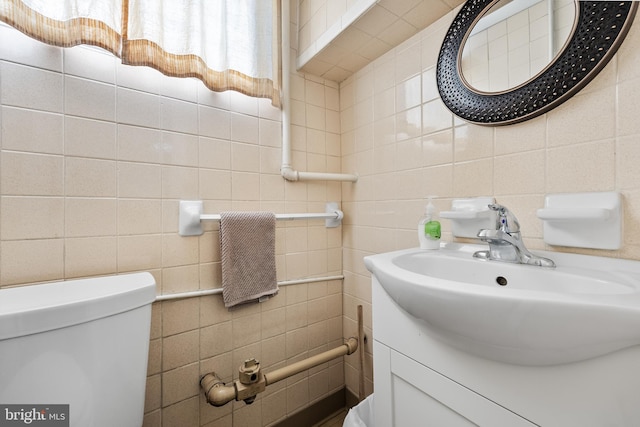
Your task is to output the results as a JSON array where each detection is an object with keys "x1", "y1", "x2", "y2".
[
  {"x1": 281, "y1": 166, "x2": 299, "y2": 182},
  {"x1": 200, "y1": 373, "x2": 237, "y2": 407},
  {"x1": 345, "y1": 337, "x2": 359, "y2": 355}
]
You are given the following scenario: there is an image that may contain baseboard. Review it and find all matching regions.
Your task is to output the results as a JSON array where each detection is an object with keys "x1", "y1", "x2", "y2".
[
  {"x1": 345, "y1": 388, "x2": 359, "y2": 410},
  {"x1": 274, "y1": 388, "x2": 350, "y2": 427}
]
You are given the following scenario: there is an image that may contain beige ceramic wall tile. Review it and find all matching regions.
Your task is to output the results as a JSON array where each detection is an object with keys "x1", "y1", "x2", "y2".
[
  {"x1": 161, "y1": 166, "x2": 199, "y2": 199},
  {"x1": 0, "y1": 197, "x2": 64, "y2": 240},
  {"x1": 259, "y1": 117, "x2": 283, "y2": 148},
  {"x1": 65, "y1": 237, "x2": 117, "y2": 278},
  {"x1": 395, "y1": 106, "x2": 421, "y2": 141},
  {"x1": 0, "y1": 24, "x2": 62, "y2": 71},
  {"x1": 286, "y1": 378, "x2": 310, "y2": 414},
  {"x1": 1, "y1": 239, "x2": 64, "y2": 285},
  {"x1": 494, "y1": 115, "x2": 546, "y2": 155},
  {"x1": 231, "y1": 172, "x2": 261, "y2": 200},
  {"x1": 231, "y1": 112, "x2": 259, "y2": 145},
  {"x1": 161, "y1": 265, "x2": 199, "y2": 295},
  {"x1": 232, "y1": 312, "x2": 262, "y2": 349},
  {"x1": 422, "y1": 99, "x2": 453, "y2": 135},
  {"x1": 395, "y1": 41, "x2": 422, "y2": 83},
  {"x1": 160, "y1": 132, "x2": 199, "y2": 167},
  {"x1": 199, "y1": 169, "x2": 232, "y2": 201},
  {"x1": 421, "y1": 13, "x2": 451, "y2": 69},
  {"x1": 144, "y1": 375, "x2": 161, "y2": 414},
  {"x1": 65, "y1": 158, "x2": 116, "y2": 197},
  {"x1": 0, "y1": 62, "x2": 63, "y2": 112},
  {"x1": 453, "y1": 124, "x2": 494, "y2": 162},
  {"x1": 547, "y1": 87, "x2": 616, "y2": 147},
  {"x1": 161, "y1": 362, "x2": 200, "y2": 407},
  {"x1": 546, "y1": 139, "x2": 615, "y2": 193},
  {"x1": 118, "y1": 199, "x2": 162, "y2": 236},
  {"x1": 116, "y1": 124, "x2": 163, "y2": 164},
  {"x1": 262, "y1": 388, "x2": 287, "y2": 426},
  {"x1": 1, "y1": 151, "x2": 63, "y2": 196},
  {"x1": 199, "y1": 137, "x2": 231, "y2": 170},
  {"x1": 160, "y1": 297, "x2": 199, "y2": 337},
  {"x1": 116, "y1": 59, "x2": 161, "y2": 93},
  {"x1": 420, "y1": 129, "x2": 453, "y2": 166},
  {"x1": 117, "y1": 162, "x2": 162, "y2": 199},
  {"x1": 162, "y1": 330, "x2": 199, "y2": 371},
  {"x1": 617, "y1": 135, "x2": 640, "y2": 190},
  {"x1": 161, "y1": 98, "x2": 198, "y2": 135},
  {"x1": 117, "y1": 234, "x2": 162, "y2": 272},
  {"x1": 396, "y1": 74, "x2": 421, "y2": 112},
  {"x1": 617, "y1": 14, "x2": 640, "y2": 83},
  {"x1": 64, "y1": 45, "x2": 116, "y2": 83},
  {"x1": 65, "y1": 116, "x2": 116, "y2": 159},
  {"x1": 65, "y1": 198, "x2": 116, "y2": 237},
  {"x1": 494, "y1": 150, "x2": 545, "y2": 196},
  {"x1": 198, "y1": 105, "x2": 232, "y2": 140},
  {"x1": 200, "y1": 322, "x2": 233, "y2": 360},
  {"x1": 231, "y1": 142, "x2": 261, "y2": 173},
  {"x1": 65, "y1": 76, "x2": 116, "y2": 121},
  {"x1": 116, "y1": 87, "x2": 160, "y2": 128},
  {"x1": 618, "y1": 77, "x2": 640, "y2": 137},
  {"x1": 1, "y1": 107, "x2": 64, "y2": 154},
  {"x1": 147, "y1": 339, "x2": 162, "y2": 376},
  {"x1": 453, "y1": 158, "x2": 494, "y2": 197}
]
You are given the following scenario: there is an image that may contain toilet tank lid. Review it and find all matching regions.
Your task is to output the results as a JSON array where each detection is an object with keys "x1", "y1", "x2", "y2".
[{"x1": 0, "y1": 272, "x2": 156, "y2": 340}]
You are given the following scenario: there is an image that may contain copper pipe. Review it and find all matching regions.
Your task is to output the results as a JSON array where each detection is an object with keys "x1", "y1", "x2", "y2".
[
  {"x1": 200, "y1": 372, "x2": 237, "y2": 407},
  {"x1": 357, "y1": 305, "x2": 365, "y2": 402},
  {"x1": 201, "y1": 337, "x2": 359, "y2": 407},
  {"x1": 263, "y1": 337, "x2": 358, "y2": 386}
]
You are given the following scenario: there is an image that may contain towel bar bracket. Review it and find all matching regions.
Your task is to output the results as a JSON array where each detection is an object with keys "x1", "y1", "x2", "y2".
[
  {"x1": 179, "y1": 200, "x2": 205, "y2": 236},
  {"x1": 178, "y1": 200, "x2": 344, "y2": 236}
]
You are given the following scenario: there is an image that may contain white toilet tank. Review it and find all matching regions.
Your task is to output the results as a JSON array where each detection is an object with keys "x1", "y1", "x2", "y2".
[{"x1": 0, "y1": 272, "x2": 156, "y2": 427}]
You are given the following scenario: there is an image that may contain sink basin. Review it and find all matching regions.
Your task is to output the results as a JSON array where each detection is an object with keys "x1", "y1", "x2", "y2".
[{"x1": 364, "y1": 243, "x2": 640, "y2": 366}]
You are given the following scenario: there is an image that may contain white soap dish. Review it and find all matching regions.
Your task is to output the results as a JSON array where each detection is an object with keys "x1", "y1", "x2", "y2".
[
  {"x1": 441, "y1": 197, "x2": 497, "y2": 238},
  {"x1": 536, "y1": 192, "x2": 622, "y2": 250}
]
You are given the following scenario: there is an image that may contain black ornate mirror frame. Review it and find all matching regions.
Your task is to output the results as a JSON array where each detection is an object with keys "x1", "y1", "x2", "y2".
[{"x1": 437, "y1": 1, "x2": 637, "y2": 126}]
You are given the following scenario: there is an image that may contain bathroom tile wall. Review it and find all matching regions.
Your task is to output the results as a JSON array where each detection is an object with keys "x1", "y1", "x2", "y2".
[
  {"x1": 298, "y1": 0, "x2": 354, "y2": 54},
  {"x1": 339, "y1": 8, "x2": 640, "y2": 398},
  {"x1": 0, "y1": 11, "x2": 346, "y2": 427}
]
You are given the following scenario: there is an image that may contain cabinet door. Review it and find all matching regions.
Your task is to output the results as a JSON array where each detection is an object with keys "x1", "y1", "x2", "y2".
[{"x1": 374, "y1": 342, "x2": 538, "y2": 427}]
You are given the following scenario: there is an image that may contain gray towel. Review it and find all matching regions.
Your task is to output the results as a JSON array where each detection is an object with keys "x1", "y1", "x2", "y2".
[{"x1": 220, "y1": 211, "x2": 278, "y2": 308}]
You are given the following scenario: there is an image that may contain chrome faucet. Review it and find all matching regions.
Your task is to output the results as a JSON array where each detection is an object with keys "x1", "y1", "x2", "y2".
[{"x1": 473, "y1": 204, "x2": 555, "y2": 268}]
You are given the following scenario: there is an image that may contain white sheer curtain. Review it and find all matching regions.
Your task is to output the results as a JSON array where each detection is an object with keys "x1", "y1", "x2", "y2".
[{"x1": 0, "y1": 0, "x2": 281, "y2": 105}]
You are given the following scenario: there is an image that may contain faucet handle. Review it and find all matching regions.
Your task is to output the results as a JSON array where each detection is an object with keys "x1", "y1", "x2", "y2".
[{"x1": 488, "y1": 203, "x2": 520, "y2": 234}]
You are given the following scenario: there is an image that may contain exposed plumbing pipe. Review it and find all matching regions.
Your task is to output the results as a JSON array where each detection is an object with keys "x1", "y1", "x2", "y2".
[
  {"x1": 263, "y1": 337, "x2": 358, "y2": 384},
  {"x1": 201, "y1": 337, "x2": 359, "y2": 407},
  {"x1": 280, "y1": 0, "x2": 358, "y2": 183}
]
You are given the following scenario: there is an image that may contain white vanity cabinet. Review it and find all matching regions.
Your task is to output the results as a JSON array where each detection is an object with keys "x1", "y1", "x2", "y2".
[
  {"x1": 374, "y1": 342, "x2": 536, "y2": 426},
  {"x1": 372, "y1": 276, "x2": 640, "y2": 427}
]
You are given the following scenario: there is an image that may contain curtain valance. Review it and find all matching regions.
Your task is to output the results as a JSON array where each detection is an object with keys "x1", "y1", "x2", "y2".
[{"x1": 0, "y1": 0, "x2": 281, "y2": 106}]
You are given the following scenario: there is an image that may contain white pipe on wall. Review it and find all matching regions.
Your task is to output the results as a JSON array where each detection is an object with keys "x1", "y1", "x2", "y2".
[
  {"x1": 155, "y1": 274, "x2": 344, "y2": 302},
  {"x1": 280, "y1": 0, "x2": 359, "y2": 183}
]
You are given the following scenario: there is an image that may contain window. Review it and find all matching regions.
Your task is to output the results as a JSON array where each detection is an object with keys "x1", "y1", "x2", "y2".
[{"x1": 0, "y1": 0, "x2": 281, "y2": 105}]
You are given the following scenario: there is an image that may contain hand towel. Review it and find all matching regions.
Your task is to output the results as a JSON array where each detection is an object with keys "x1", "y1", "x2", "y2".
[{"x1": 220, "y1": 211, "x2": 278, "y2": 308}]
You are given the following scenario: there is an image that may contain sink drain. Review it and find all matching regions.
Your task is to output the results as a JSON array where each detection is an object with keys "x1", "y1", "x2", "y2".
[{"x1": 496, "y1": 276, "x2": 508, "y2": 286}]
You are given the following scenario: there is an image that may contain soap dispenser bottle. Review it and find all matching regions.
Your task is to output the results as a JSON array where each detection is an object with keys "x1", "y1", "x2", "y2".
[{"x1": 418, "y1": 196, "x2": 441, "y2": 249}]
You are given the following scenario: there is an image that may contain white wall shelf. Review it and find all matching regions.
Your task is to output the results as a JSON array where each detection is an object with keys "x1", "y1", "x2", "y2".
[
  {"x1": 536, "y1": 192, "x2": 622, "y2": 250},
  {"x1": 440, "y1": 197, "x2": 497, "y2": 238}
]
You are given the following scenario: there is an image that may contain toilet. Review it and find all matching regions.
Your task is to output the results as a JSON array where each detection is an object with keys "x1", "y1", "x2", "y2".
[{"x1": 0, "y1": 272, "x2": 156, "y2": 427}]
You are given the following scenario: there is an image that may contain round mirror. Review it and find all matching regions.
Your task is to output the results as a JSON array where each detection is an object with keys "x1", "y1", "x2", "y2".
[
  {"x1": 460, "y1": 0, "x2": 576, "y2": 93},
  {"x1": 437, "y1": 0, "x2": 637, "y2": 125}
]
